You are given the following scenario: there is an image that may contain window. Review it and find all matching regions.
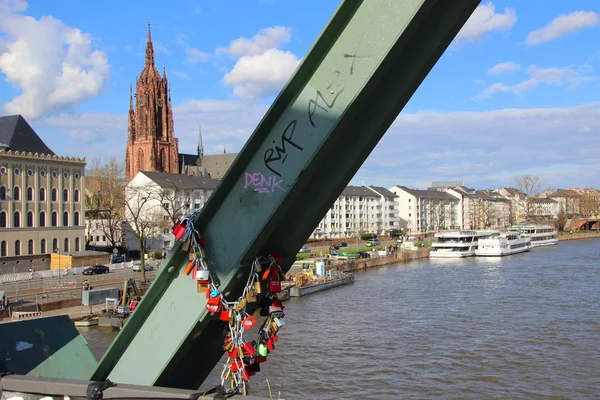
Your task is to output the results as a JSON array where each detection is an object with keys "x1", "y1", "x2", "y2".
[
  {"x1": 13, "y1": 187, "x2": 20, "y2": 201},
  {"x1": 27, "y1": 169, "x2": 33, "y2": 176},
  {"x1": 40, "y1": 169, "x2": 46, "y2": 178},
  {"x1": 52, "y1": 238, "x2": 58, "y2": 252},
  {"x1": 74, "y1": 189, "x2": 80, "y2": 202},
  {"x1": 27, "y1": 187, "x2": 33, "y2": 201},
  {"x1": 28, "y1": 239, "x2": 34, "y2": 255},
  {"x1": 74, "y1": 211, "x2": 80, "y2": 226},
  {"x1": 74, "y1": 172, "x2": 80, "y2": 179},
  {"x1": 63, "y1": 238, "x2": 69, "y2": 252},
  {"x1": 52, "y1": 171, "x2": 58, "y2": 178},
  {"x1": 63, "y1": 211, "x2": 69, "y2": 226},
  {"x1": 0, "y1": 212, "x2": 5, "y2": 228},
  {"x1": 14, "y1": 168, "x2": 20, "y2": 176},
  {"x1": 41, "y1": 239, "x2": 46, "y2": 253},
  {"x1": 0, "y1": 166, "x2": 6, "y2": 175},
  {"x1": 75, "y1": 237, "x2": 80, "y2": 252},
  {"x1": 51, "y1": 211, "x2": 57, "y2": 227},
  {"x1": 63, "y1": 188, "x2": 68, "y2": 202},
  {"x1": 51, "y1": 188, "x2": 57, "y2": 201},
  {"x1": 27, "y1": 211, "x2": 33, "y2": 227},
  {"x1": 63, "y1": 171, "x2": 69, "y2": 179},
  {"x1": 0, "y1": 241, "x2": 5, "y2": 257},
  {"x1": 14, "y1": 240, "x2": 20, "y2": 256},
  {"x1": 0, "y1": 186, "x2": 5, "y2": 200},
  {"x1": 13, "y1": 211, "x2": 20, "y2": 228},
  {"x1": 39, "y1": 187, "x2": 46, "y2": 201}
]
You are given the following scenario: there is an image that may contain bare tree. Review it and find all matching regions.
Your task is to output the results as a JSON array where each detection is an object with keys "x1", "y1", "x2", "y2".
[
  {"x1": 124, "y1": 185, "x2": 167, "y2": 281},
  {"x1": 85, "y1": 157, "x2": 126, "y2": 249},
  {"x1": 477, "y1": 200, "x2": 497, "y2": 228},
  {"x1": 157, "y1": 183, "x2": 190, "y2": 225},
  {"x1": 563, "y1": 191, "x2": 580, "y2": 230},
  {"x1": 513, "y1": 175, "x2": 547, "y2": 221}
]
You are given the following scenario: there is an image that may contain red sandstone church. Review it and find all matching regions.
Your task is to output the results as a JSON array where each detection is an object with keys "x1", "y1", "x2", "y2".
[{"x1": 125, "y1": 24, "x2": 236, "y2": 181}]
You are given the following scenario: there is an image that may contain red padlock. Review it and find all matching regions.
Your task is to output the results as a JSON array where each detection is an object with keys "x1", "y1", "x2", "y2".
[
  {"x1": 241, "y1": 315, "x2": 256, "y2": 330},
  {"x1": 269, "y1": 280, "x2": 281, "y2": 293},
  {"x1": 243, "y1": 341, "x2": 256, "y2": 356},
  {"x1": 242, "y1": 369, "x2": 250, "y2": 381},
  {"x1": 228, "y1": 348, "x2": 238, "y2": 358},
  {"x1": 219, "y1": 309, "x2": 230, "y2": 322},
  {"x1": 254, "y1": 356, "x2": 267, "y2": 364},
  {"x1": 172, "y1": 220, "x2": 187, "y2": 240},
  {"x1": 266, "y1": 337, "x2": 274, "y2": 351}
]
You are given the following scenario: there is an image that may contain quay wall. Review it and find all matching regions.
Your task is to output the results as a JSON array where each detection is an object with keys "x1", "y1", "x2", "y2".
[
  {"x1": 336, "y1": 249, "x2": 429, "y2": 273},
  {"x1": 289, "y1": 276, "x2": 354, "y2": 297},
  {"x1": 558, "y1": 233, "x2": 600, "y2": 241}
]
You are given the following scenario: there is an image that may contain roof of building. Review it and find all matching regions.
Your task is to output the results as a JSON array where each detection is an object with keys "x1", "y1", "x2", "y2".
[
  {"x1": 368, "y1": 186, "x2": 398, "y2": 198},
  {"x1": 179, "y1": 152, "x2": 238, "y2": 180},
  {"x1": 0, "y1": 115, "x2": 55, "y2": 155},
  {"x1": 530, "y1": 197, "x2": 557, "y2": 203},
  {"x1": 341, "y1": 185, "x2": 378, "y2": 197},
  {"x1": 140, "y1": 171, "x2": 220, "y2": 190},
  {"x1": 394, "y1": 185, "x2": 457, "y2": 200},
  {"x1": 475, "y1": 190, "x2": 510, "y2": 202},
  {"x1": 548, "y1": 189, "x2": 580, "y2": 198}
]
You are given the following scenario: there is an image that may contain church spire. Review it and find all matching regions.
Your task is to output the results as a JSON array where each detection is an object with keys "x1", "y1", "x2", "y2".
[
  {"x1": 129, "y1": 83, "x2": 133, "y2": 111},
  {"x1": 145, "y1": 23, "x2": 154, "y2": 66},
  {"x1": 197, "y1": 126, "x2": 204, "y2": 158}
]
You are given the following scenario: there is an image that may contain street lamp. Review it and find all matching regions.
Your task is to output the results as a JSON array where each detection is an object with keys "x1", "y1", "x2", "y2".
[{"x1": 54, "y1": 247, "x2": 61, "y2": 299}]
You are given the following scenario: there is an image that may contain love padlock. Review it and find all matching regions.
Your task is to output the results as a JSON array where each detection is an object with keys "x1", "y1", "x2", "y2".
[
  {"x1": 205, "y1": 295, "x2": 222, "y2": 313},
  {"x1": 241, "y1": 315, "x2": 256, "y2": 330},
  {"x1": 194, "y1": 268, "x2": 210, "y2": 284},
  {"x1": 268, "y1": 279, "x2": 281, "y2": 293},
  {"x1": 171, "y1": 219, "x2": 187, "y2": 240}
]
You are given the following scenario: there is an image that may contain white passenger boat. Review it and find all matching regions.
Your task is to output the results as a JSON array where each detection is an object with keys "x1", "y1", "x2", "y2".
[
  {"x1": 430, "y1": 230, "x2": 496, "y2": 258},
  {"x1": 509, "y1": 224, "x2": 558, "y2": 247},
  {"x1": 475, "y1": 232, "x2": 532, "y2": 257}
]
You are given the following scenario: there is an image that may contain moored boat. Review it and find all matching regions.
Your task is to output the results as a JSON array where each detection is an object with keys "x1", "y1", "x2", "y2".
[
  {"x1": 475, "y1": 232, "x2": 532, "y2": 257},
  {"x1": 430, "y1": 230, "x2": 496, "y2": 258},
  {"x1": 509, "y1": 224, "x2": 558, "y2": 247}
]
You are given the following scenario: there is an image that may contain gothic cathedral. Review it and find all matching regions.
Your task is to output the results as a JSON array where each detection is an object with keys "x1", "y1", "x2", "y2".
[{"x1": 125, "y1": 24, "x2": 179, "y2": 180}]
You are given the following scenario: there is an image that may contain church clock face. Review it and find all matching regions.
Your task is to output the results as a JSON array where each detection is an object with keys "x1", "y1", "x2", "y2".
[
  {"x1": 158, "y1": 99, "x2": 163, "y2": 107},
  {"x1": 139, "y1": 98, "x2": 144, "y2": 107}
]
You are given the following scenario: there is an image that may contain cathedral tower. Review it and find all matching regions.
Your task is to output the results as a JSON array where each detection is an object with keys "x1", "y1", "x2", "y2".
[{"x1": 125, "y1": 24, "x2": 179, "y2": 180}]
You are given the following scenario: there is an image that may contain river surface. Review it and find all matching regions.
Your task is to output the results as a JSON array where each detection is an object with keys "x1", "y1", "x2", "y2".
[{"x1": 79, "y1": 239, "x2": 600, "y2": 399}]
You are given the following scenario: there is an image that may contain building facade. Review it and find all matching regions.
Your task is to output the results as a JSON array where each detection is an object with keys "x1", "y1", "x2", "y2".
[
  {"x1": 124, "y1": 171, "x2": 218, "y2": 252},
  {"x1": 311, "y1": 186, "x2": 402, "y2": 238},
  {"x1": 0, "y1": 116, "x2": 86, "y2": 273},
  {"x1": 390, "y1": 186, "x2": 460, "y2": 232}
]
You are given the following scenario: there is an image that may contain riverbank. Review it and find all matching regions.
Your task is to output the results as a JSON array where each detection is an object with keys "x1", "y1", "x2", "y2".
[
  {"x1": 558, "y1": 232, "x2": 600, "y2": 241},
  {"x1": 335, "y1": 249, "x2": 430, "y2": 273}
]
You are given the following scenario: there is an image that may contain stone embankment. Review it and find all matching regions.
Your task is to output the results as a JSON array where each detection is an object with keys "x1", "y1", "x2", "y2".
[
  {"x1": 558, "y1": 233, "x2": 600, "y2": 241},
  {"x1": 335, "y1": 249, "x2": 430, "y2": 273}
]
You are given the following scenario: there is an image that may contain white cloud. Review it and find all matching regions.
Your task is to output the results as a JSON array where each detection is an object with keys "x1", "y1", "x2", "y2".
[
  {"x1": 488, "y1": 61, "x2": 520, "y2": 75},
  {"x1": 222, "y1": 48, "x2": 299, "y2": 100},
  {"x1": 526, "y1": 11, "x2": 600, "y2": 46},
  {"x1": 186, "y1": 47, "x2": 210, "y2": 64},
  {"x1": 0, "y1": 0, "x2": 110, "y2": 119},
  {"x1": 171, "y1": 70, "x2": 190, "y2": 80},
  {"x1": 474, "y1": 64, "x2": 597, "y2": 100},
  {"x1": 455, "y1": 2, "x2": 517, "y2": 44},
  {"x1": 216, "y1": 26, "x2": 291, "y2": 57},
  {"x1": 34, "y1": 100, "x2": 600, "y2": 189}
]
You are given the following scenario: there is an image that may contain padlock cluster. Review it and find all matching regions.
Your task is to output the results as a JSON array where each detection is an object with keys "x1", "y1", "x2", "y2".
[{"x1": 171, "y1": 214, "x2": 288, "y2": 396}]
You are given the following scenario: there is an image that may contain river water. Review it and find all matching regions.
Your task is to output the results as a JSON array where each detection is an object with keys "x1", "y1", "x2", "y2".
[{"x1": 79, "y1": 239, "x2": 600, "y2": 399}]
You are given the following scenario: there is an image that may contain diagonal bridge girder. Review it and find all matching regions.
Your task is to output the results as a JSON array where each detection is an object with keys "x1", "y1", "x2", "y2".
[{"x1": 92, "y1": 0, "x2": 481, "y2": 389}]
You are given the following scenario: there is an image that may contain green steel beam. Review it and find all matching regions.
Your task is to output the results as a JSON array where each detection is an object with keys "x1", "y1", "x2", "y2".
[{"x1": 92, "y1": 0, "x2": 481, "y2": 389}]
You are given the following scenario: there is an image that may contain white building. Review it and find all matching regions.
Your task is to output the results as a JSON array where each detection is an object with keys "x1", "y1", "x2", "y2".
[
  {"x1": 311, "y1": 186, "x2": 401, "y2": 238},
  {"x1": 390, "y1": 186, "x2": 460, "y2": 232},
  {"x1": 124, "y1": 171, "x2": 218, "y2": 252}
]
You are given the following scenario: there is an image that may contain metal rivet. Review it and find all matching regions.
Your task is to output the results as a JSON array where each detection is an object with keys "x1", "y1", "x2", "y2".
[
  {"x1": 167, "y1": 266, "x2": 175, "y2": 273},
  {"x1": 330, "y1": 90, "x2": 334, "y2": 94}
]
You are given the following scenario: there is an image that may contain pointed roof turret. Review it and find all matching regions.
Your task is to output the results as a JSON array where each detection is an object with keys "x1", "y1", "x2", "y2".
[
  {"x1": 129, "y1": 83, "x2": 133, "y2": 111},
  {"x1": 145, "y1": 23, "x2": 155, "y2": 66},
  {"x1": 197, "y1": 126, "x2": 204, "y2": 158}
]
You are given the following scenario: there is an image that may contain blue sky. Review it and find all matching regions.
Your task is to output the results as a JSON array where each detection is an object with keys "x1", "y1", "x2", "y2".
[{"x1": 0, "y1": 0, "x2": 599, "y2": 189}]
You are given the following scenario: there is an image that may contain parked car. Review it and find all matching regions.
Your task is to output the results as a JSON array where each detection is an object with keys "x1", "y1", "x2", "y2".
[
  {"x1": 132, "y1": 263, "x2": 154, "y2": 272},
  {"x1": 357, "y1": 251, "x2": 371, "y2": 259},
  {"x1": 111, "y1": 256, "x2": 125, "y2": 263},
  {"x1": 299, "y1": 245, "x2": 311, "y2": 253},
  {"x1": 82, "y1": 265, "x2": 110, "y2": 275},
  {"x1": 337, "y1": 241, "x2": 348, "y2": 248},
  {"x1": 365, "y1": 239, "x2": 381, "y2": 247}
]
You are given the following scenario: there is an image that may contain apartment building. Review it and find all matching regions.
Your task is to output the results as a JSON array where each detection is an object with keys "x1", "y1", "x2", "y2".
[
  {"x1": 311, "y1": 186, "x2": 401, "y2": 238},
  {"x1": 0, "y1": 115, "x2": 86, "y2": 272},
  {"x1": 390, "y1": 185, "x2": 460, "y2": 232}
]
